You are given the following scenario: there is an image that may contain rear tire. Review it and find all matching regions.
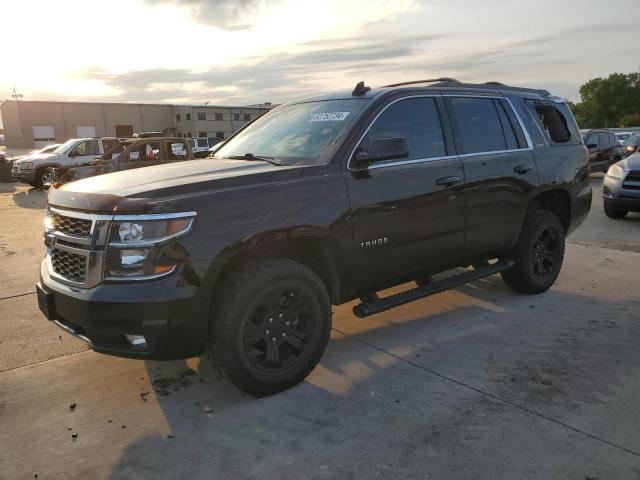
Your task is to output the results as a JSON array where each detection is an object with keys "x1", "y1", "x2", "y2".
[
  {"x1": 209, "y1": 257, "x2": 332, "y2": 395},
  {"x1": 501, "y1": 210, "x2": 565, "y2": 294},
  {"x1": 604, "y1": 201, "x2": 627, "y2": 219}
]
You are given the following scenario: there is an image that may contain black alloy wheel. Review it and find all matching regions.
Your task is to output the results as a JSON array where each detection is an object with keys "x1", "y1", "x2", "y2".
[{"x1": 242, "y1": 287, "x2": 317, "y2": 375}]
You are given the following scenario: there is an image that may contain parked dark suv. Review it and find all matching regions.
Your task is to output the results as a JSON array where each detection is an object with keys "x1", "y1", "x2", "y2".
[
  {"x1": 37, "y1": 78, "x2": 591, "y2": 395},
  {"x1": 583, "y1": 129, "x2": 623, "y2": 172}
]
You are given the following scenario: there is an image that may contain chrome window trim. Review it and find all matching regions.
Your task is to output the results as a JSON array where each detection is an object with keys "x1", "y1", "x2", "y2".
[
  {"x1": 347, "y1": 94, "x2": 534, "y2": 172},
  {"x1": 347, "y1": 94, "x2": 441, "y2": 172}
]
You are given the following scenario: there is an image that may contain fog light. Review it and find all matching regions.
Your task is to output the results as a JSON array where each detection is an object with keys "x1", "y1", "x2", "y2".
[{"x1": 125, "y1": 334, "x2": 147, "y2": 347}]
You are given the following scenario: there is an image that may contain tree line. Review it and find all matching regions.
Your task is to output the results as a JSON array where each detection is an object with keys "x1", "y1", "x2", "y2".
[{"x1": 569, "y1": 70, "x2": 640, "y2": 128}]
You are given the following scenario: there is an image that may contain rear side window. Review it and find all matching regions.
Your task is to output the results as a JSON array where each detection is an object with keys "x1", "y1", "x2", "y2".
[
  {"x1": 448, "y1": 97, "x2": 507, "y2": 154},
  {"x1": 526, "y1": 101, "x2": 580, "y2": 145},
  {"x1": 358, "y1": 97, "x2": 446, "y2": 164}
]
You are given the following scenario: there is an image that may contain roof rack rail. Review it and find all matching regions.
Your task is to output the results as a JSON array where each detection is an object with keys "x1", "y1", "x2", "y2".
[
  {"x1": 381, "y1": 78, "x2": 551, "y2": 97},
  {"x1": 382, "y1": 78, "x2": 460, "y2": 88}
]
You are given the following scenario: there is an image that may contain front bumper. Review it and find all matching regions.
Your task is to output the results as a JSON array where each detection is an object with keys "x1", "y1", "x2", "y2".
[
  {"x1": 12, "y1": 167, "x2": 36, "y2": 184},
  {"x1": 38, "y1": 260, "x2": 209, "y2": 360},
  {"x1": 603, "y1": 174, "x2": 640, "y2": 212}
]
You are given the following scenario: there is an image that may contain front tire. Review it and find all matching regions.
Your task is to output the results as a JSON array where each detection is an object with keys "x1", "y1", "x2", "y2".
[
  {"x1": 35, "y1": 167, "x2": 54, "y2": 189},
  {"x1": 501, "y1": 210, "x2": 565, "y2": 294},
  {"x1": 604, "y1": 201, "x2": 627, "y2": 219},
  {"x1": 210, "y1": 257, "x2": 332, "y2": 395}
]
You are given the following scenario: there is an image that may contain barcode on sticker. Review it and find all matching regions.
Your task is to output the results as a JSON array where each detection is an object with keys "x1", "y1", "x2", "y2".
[{"x1": 310, "y1": 112, "x2": 350, "y2": 122}]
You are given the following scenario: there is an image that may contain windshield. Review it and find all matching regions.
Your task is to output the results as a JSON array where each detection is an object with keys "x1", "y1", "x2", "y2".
[
  {"x1": 52, "y1": 139, "x2": 78, "y2": 154},
  {"x1": 213, "y1": 99, "x2": 369, "y2": 166}
]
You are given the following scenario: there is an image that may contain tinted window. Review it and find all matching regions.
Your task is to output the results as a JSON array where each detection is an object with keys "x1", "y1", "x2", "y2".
[
  {"x1": 494, "y1": 100, "x2": 518, "y2": 150},
  {"x1": 586, "y1": 133, "x2": 599, "y2": 148},
  {"x1": 449, "y1": 97, "x2": 507, "y2": 154},
  {"x1": 357, "y1": 97, "x2": 445, "y2": 165},
  {"x1": 197, "y1": 139, "x2": 208, "y2": 147}
]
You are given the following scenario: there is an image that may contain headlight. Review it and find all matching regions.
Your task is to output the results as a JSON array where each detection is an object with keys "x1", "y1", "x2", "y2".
[
  {"x1": 105, "y1": 212, "x2": 196, "y2": 280},
  {"x1": 606, "y1": 164, "x2": 625, "y2": 180},
  {"x1": 626, "y1": 145, "x2": 636, "y2": 153}
]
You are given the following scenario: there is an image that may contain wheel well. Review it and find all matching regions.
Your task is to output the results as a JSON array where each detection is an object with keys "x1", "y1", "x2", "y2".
[
  {"x1": 217, "y1": 237, "x2": 342, "y2": 304},
  {"x1": 529, "y1": 190, "x2": 571, "y2": 232}
]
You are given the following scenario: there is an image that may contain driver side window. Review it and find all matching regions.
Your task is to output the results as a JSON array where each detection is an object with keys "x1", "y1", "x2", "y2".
[
  {"x1": 70, "y1": 140, "x2": 99, "y2": 156},
  {"x1": 357, "y1": 97, "x2": 446, "y2": 165}
]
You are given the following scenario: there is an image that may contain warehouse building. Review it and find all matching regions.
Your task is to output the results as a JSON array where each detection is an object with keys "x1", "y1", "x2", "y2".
[{"x1": 0, "y1": 100, "x2": 273, "y2": 148}]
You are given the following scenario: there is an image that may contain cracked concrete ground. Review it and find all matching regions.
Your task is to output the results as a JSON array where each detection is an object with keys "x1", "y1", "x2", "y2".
[{"x1": 1, "y1": 177, "x2": 639, "y2": 479}]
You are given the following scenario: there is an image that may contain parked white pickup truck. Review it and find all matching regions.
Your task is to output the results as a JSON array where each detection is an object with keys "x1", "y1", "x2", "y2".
[{"x1": 12, "y1": 137, "x2": 122, "y2": 188}]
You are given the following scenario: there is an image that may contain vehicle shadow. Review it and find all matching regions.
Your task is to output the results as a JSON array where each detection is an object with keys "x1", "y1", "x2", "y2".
[
  {"x1": 11, "y1": 187, "x2": 46, "y2": 209},
  {"x1": 106, "y1": 274, "x2": 640, "y2": 479}
]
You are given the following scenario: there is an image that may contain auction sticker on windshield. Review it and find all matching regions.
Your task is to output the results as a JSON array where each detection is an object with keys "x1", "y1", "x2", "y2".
[{"x1": 310, "y1": 112, "x2": 350, "y2": 122}]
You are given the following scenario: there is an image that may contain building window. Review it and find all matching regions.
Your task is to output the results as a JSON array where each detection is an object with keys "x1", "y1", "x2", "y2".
[
  {"x1": 243, "y1": 114, "x2": 251, "y2": 121},
  {"x1": 234, "y1": 113, "x2": 240, "y2": 121},
  {"x1": 199, "y1": 131, "x2": 207, "y2": 138},
  {"x1": 216, "y1": 132, "x2": 224, "y2": 139},
  {"x1": 188, "y1": 132, "x2": 192, "y2": 138},
  {"x1": 186, "y1": 113, "x2": 191, "y2": 121},
  {"x1": 197, "y1": 113, "x2": 206, "y2": 121},
  {"x1": 178, "y1": 133, "x2": 182, "y2": 137},
  {"x1": 176, "y1": 114, "x2": 181, "y2": 122},
  {"x1": 215, "y1": 113, "x2": 223, "y2": 121}
]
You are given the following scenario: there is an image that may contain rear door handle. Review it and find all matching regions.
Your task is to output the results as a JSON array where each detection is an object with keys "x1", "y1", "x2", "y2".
[
  {"x1": 435, "y1": 176, "x2": 461, "y2": 187},
  {"x1": 513, "y1": 165, "x2": 532, "y2": 174}
]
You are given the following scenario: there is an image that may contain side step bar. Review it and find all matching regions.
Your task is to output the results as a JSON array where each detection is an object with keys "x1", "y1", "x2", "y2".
[{"x1": 352, "y1": 259, "x2": 514, "y2": 318}]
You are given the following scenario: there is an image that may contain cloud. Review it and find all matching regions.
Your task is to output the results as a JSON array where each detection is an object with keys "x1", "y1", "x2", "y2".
[
  {"x1": 75, "y1": 33, "x2": 446, "y2": 104},
  {"x1": 144, "y1": 0, "x2": 270, "y2": 29}
]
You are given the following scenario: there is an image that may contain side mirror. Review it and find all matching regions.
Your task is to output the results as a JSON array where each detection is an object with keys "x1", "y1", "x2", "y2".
[{"x1": 352, "y1": 137, "x2": 409, "y2": 169}]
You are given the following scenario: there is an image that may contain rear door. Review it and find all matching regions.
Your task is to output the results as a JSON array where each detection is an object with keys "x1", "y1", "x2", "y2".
[
  {"x1": 117, "y1": 141, "x2": 162, "y2": 172},
  {"x1": 445, "y1": 95, "x2": 537, "y2": 258},
  {"x1": 344, "y1": 95, "x2": 466, "y2": 292},
  {"x1": 165, "y1": 140, "x2": 190, "y2": 163}
]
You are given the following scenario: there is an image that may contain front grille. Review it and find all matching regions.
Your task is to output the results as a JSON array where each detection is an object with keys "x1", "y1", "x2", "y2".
[
  {"x1": 51, "y1": 248, "x2": 87, "y2": 283},
  {"x1": 51, "y1": 213, "x2": 92, "y2": 238},
  {"x1": 623, "y1": 170, "x2": 640, "y2": 190}
]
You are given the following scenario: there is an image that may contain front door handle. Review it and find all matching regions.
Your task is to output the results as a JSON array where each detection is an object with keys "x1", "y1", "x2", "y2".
[
  {"x1": 435, "y1": 176, "x2": 461, "y2": 187},
  {"x1": 514, "y1": 164, "x2": 532, "y2": 174}
]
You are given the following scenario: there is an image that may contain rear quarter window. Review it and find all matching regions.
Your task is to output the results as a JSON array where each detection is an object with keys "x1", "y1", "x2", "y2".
[{"x1": 526, "y1": 101, "x2": 581, "y2": 146}]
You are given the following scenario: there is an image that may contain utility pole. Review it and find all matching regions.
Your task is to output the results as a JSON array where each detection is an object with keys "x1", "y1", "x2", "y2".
[{"x1": 11, "y1": 84, "x2": 23, "y2": 100}]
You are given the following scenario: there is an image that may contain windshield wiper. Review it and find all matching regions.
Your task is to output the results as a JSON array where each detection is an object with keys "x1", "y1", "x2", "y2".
[{"x1": 226, "y1": 153, "x2": 281, "y2": 166}]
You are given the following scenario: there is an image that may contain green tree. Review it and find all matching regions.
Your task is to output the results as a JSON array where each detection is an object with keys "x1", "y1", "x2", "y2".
[
  {"x1": 569, "y1": 70, "x2": 640, "y2": 128},
  {"x1": 619, "y1": 112, "x2": 640, "y2": 128}
]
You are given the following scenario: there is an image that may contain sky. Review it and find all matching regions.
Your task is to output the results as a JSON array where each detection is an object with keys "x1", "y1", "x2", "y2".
[{"x1": 1, "y1": 0, "x2": 639, "y2": 113}]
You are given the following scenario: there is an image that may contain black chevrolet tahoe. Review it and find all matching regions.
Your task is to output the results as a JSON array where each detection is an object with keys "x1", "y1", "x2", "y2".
[{"x1": 38, "y1": 78, "x2": 592, "y2": 395}]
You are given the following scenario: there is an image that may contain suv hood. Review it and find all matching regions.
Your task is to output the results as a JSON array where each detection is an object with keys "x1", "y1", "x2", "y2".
[
  {"x1": 48, "y1": 158, "x2": 302, "y2": 212},
  {"x1": 16, "y1": 152, "x2": 57, "y2": 164}
]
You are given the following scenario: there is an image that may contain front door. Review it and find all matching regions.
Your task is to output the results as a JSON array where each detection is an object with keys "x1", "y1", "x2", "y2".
[
  {"x1": 344, "y1": 95, "x2": 465, "y2": 293},
  {"x1": 444, "y1": 95, "x2": 537, "y2": 258},
  {"x1": 67, "y1": 139, "x2": 101, "y2": 166}
]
